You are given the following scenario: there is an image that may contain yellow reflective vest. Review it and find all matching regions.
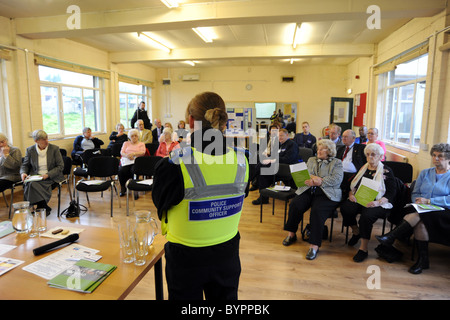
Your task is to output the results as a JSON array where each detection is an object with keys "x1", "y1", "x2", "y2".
[{"x1": 162, "y1": 146, "x2": 248, "y2": 247}]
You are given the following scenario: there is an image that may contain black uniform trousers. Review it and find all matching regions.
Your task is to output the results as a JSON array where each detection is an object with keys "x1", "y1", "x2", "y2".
[
  {"x1": 164, "y1": 232, "x2": 241, "y2": 300},
  {"x1": 284, "y1": 188, "x2": 339, "y2": 247}
]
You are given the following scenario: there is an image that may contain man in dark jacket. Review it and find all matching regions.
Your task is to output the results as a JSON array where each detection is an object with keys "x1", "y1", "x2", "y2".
[
  {"x1": 336, "y1": 129, "x2": 367, "y2": 196},
  {"x1": 130, "y1": 101, "x2": 152, "y2": 130},
  {"x1": 252, "y1": 128, "x2": 299, "y2": 205}
]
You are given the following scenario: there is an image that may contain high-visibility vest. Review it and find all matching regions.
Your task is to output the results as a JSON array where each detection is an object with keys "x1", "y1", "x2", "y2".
[{"x1": 162, "y1": 146, "x2": 248, "y2": 247}]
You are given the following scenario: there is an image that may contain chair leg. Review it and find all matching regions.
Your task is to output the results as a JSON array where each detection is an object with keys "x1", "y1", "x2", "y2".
[
  {"x1": 382, "y1": 216, "x2": 387, "y2": 235},
  {"x1": 8, "y1": 188, "x2": 15, "y2": 219},
  {"x1": 57, "y1": 185, "x2": 61, "y2": 218},
  {"x1": 260, "y1": 200, "x2": 263, "y2": 223},
  {"x1": 345, "y1": 226, "x2": 349, "y2": 244},
  {"x1": 2, "y1": 191, "x2": 8, "y2": 207},
  {"x1": 110, "y1": 184, "x2": 114, "y2": 217},
  {"x1": 126, "y1": 188, "x2": 130, "y2": 216},
  {"x1": 272, "y1": 198, "x2": 275, "y2": 215},
  {"x1": 284, "y1": 200, "x2": 288, "y2": 227},
  {"x1": 85, "y1": 192, "x2": 91, "y2": 207}
]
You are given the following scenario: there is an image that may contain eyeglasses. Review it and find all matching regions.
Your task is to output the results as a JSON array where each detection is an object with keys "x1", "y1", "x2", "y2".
[
  {"x1": 432, "y1": 153, "x2": 446, "y2": 160},
  {"x1": 365, "y1": 152, "x2": 379, "y2": 157}
]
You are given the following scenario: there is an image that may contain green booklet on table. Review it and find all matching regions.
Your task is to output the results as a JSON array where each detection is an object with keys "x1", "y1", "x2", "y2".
[
  {"x1": 47, "y1": 259, "x2": 116, "y2": 293},
  {"x1": 290, "y1": 162, "x2": 311, "y2": 188},
  {"x1": 354, "y1": 177, "x2": 380, "y2": 207}
]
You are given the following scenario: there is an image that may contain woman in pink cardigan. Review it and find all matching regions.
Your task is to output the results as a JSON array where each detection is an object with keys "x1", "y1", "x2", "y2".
[
  {"x1": 156, "y1": 127, "x2": 180, "y2": 158},
  {"x1": 365, "y1": 128, "x2": 386, "y2": 161},
  {"x1": 118, "y1": 129, "x2": 146, "y2": 196}
]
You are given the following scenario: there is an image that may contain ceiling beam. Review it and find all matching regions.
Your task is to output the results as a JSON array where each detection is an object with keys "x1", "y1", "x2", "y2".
[
  {"x1": 15, "y1": 0, "x2": 447, "y2": 39},
  {"x1": 109, "y1": 43, "x2": 375, "y2": 64}
]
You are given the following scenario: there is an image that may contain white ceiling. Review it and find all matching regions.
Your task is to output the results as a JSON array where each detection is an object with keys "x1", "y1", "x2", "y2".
[{"x1": 0, "y1": 0, "x2": 446, "y2": 68}]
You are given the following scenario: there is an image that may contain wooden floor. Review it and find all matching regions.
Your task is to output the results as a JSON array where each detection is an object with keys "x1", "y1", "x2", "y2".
[{"x1": 1, "y1": 182, "x2": 450, "y2": 300}]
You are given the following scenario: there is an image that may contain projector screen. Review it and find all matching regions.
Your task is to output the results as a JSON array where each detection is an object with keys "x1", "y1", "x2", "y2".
[{"x1": 255, "y1": 102, "x2": 276, "y2": 119}]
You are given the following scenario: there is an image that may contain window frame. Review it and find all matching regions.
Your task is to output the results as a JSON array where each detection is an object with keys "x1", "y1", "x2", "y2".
[
  {"x1": 376, "y1": 53, "x2": 428, "y2": 152},
  {"x1": 38, "y1": 65, "x2": 104, "y2": 138},
  {"x1": 118, "y1": 81, "x2": 152, "y2": 129}
]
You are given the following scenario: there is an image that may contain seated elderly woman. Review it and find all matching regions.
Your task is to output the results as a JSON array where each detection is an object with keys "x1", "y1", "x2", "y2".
[
  {"x1": 118, "y1": 128, "x2": 146, "y2": 197},
  {"x1": 155, "y1": 127, "x2": 180, "y2": 158},
  {"x1": 20, "y1": 130, "x2": 64, "y2": 215},
  {"x1": 340, "y1": 143, "x2": 396, "y2": 262},
  {"x1": 282, "y1": 139, "x2": 343, "y2": 260},
  {"x1": 107, "y1": 123, "x2": 128, "y2": 149},
  {"x1": 0, "y1": 133, "x2": 22, "y2": 193},
  {"x1": 71, "y1": 127, "x2": 104, "y2": 160},
  {"x1": 376, "y1": 143, "x2": 450, "y2": 274}
]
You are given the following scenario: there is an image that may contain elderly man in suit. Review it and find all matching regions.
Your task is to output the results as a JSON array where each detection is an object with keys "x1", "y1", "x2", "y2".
[
  {"x1": 20, "y1": 130, "x2": 64, "y2": 215},
  {"x1": 136, "y1": 119, "x2": 153, "y2": 144},
  {"x1": 336, "y1": 129, "x2": 367, "y2": 196}
]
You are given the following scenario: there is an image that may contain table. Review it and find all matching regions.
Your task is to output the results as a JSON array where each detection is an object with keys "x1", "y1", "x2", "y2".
[{"x1": 0, "y1": 222, "x2": 166, "y2": 300}]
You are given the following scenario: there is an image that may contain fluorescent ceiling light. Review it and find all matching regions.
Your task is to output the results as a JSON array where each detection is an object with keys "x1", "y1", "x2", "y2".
[
  {"x1": 185, "y1": 61, "x2": 195, "y2": 66},
  {"x1": 292, "y1": 23, "x2": 312, "y2": 49},
  {"x1": 192, "y1": 27, "x2": 215, "y2": 43},
  {"x1": 161, "y1": 0, "x2": 179, "y2": 8},
  {"x1": 138, "y1": 32, "x2": 172, "y2": 53}
]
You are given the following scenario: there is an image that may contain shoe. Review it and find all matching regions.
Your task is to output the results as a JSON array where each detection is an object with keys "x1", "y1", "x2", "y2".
[
  {"x1": 252, "y1": 196, "x2": 269, "y2": 205},
  {"x1": 282, "y1": 235, "x2": 297, "y2": 246},
  {"x1": 134, "y1": 192, "x2": 139, "y2": 200},
  {"x1": 119, "y1": 192, "x2": 126, "y2": 197},
  {"x1": 348, "y1": 234, "x2": 361, "y2": 246},
  {"x1": 306, "y1": 248, "x2": 319, "y2": 260},
  {"x1": 353, "y1": 249, "x2": 368, "y2": 262},
  {"x1": 376, "y1": 220, "x2": 413, "y2": 246}
]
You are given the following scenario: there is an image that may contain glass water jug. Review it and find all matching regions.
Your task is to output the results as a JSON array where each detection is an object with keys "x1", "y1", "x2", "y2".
[
  {"x1": 134, "y1": 210, "x2": 159, "y2": 248},
  {"x1": 11, "y1": 201, "x2": 32, "y2": 234}
]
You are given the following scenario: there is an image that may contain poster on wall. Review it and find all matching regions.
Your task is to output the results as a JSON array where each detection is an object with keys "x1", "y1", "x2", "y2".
[{"x1": 353, "y1": 92, "x2": 367, "y2": 127}]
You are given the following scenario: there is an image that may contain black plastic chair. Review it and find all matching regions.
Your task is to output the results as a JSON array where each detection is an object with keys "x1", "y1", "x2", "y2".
[
  {"x1": 75, "y1": 156, "x2": 120, "y2": 217},
  {"x1": 259, "y1": 163, "x2": 297, "y2": 226},
  {"x1": 383, "y1": 161, "x2": 413, "y2": 184},
  {"x1": 56, "y1": 156, "x2": 73, "y2": 217},
  {"x1": 110, "y1": 143, "x2": 124, "y2": 158},
  {"x1": 72, "y1": 148, "x2": 110, "y2": 197},
  {"x1": 146, "y1": 143, "x2": 159, "y2": 156},
  {"x1": 125, "y1": 156, "x2": 162, "y2": 216},
  {"x1": 298, "y1": 147, "x2": 313, "y2": 163},
  {"x1": 2, "y1": 180, "x2": 23, "y2": 219}
]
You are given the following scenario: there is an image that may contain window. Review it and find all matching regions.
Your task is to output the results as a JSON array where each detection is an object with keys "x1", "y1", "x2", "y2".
[
  {"x1": 39, "y1": 65, "x2": 102, "y2": 136},
  {"x1": 119, "y1": 81, "x2": 151, "y2": 129},
  {"x1": 377, "y1": 53, "x2": 428, "y2": 150}
]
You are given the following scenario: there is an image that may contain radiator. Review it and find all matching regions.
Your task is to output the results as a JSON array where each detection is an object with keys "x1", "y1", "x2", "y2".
[{"x1": 385, "y1": 150, "x2": 408, "y2": 163}]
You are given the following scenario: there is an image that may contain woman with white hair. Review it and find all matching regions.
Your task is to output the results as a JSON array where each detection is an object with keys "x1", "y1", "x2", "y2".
[
  {"x1": 20, "y1": 130, "x2": 64, "y2": 215},
  {"x1": 155, "y1": 127, "x2": 180, "y2": 158},
  {"x1": 340, "y1": 143, "x2": 397, "y2": 262},
  {"x1": 118, "y1": 128, "x2": 146, "y2": 196},
  {"x1": 283, "y1": 139, "x2": 343, "y2": 260},
  {"x1": 0, "y1": 133, "x2": 22, "y2": 193}
]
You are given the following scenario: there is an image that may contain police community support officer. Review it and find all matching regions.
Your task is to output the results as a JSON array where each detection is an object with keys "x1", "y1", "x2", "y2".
[{"x1": 152, "y1": 92, "x2": 249, "y2": 300}]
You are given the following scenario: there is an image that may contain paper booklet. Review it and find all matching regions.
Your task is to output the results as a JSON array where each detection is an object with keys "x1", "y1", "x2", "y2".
[
  {"x1": 47, "y1": 259, "x2": 116, "y2": 293},
  {"x1": 406, "y1": 203, "x2": 445, "y2": 213},
  {"x1": 24, "y1": 175, "x2": 43, "y2": 183},
  {"x1": 354, "y1": 177, "x2": 380, "y2": 207},
  {"x1": 290, "y1": 162, "x2": 311, "y2": 188}
]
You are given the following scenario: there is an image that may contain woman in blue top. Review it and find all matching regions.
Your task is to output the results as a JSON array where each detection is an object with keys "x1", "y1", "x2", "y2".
[{"x1": 376, "y1": 143, "x2": 450, "y2": 274}]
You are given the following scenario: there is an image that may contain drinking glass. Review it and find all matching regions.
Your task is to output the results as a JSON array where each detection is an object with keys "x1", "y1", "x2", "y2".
[{"x1": 118, "y1": 222, "x2": 134, "y2": 264}]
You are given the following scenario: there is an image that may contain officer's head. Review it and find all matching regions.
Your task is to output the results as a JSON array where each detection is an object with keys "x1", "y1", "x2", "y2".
[{"x1": 186, "y1": 92, "x2": 228, "y2": 132}]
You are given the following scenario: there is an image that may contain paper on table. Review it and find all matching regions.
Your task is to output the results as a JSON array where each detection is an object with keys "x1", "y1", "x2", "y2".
[
  {"x1": 290, "y1": 162, "x2": 311, "y2": 188},
  {"x1": 22, "y1": 244, "x2": 100, "y2": 280},
  {"x1": 354, "y1": 177, "x2": 380, "y2": 207},
  {"x1": 405, "y1": 203, "x2": 445, "y2": 213},
  {"x1": 0, "y1": 244, "x2": 17, "y2": 256},
  {"x1": 40, "y1": 226, "x2": 85, "y2": 239},
  {"x1": 0, "y1": 257, "x2": 25, "y2": 276},
  {"x1": 0, "y1": 221, "x2": 14, "y2": 238}
]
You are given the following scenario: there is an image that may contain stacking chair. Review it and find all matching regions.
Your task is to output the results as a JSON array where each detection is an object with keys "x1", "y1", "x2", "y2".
[
  {"x1": 298, "y1": 147, "x2": 313, "y2": 163},
  {"x1": 72, "y1": 148, "x2": 109, "y2": 197},
  {"x1": 75, "y1": 156, "x2": 120, "y2": 217},
  {"x1": 2, "y1": 180, "x2": 24, "y2": 219},
  {"x1": 384, "y1": 161, "x2": 413, "y2": 184},
  {"x1": 146, "y1": 143, "x2": 159, "y2": 156},
  {"x1": 259, "y1": 163, "x2": 296, "y2": 226},
  {"x1": 56, "y1": 156, "x2": 73, "y2": 217},
  {"x1": 110, "y1": 143, "x2": 123, "y2": 158},
  {"x1": 125, "y1": 156, "x2": 162, "y2": 216}
]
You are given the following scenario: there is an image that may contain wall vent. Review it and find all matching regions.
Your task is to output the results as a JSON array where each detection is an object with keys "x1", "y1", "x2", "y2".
[
  {"x1": 282, "y1": 76, "x2": 295, "y2": 82},
  {"x1": 182, "y1": 74, "x2": 200, "y2": 81}
]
